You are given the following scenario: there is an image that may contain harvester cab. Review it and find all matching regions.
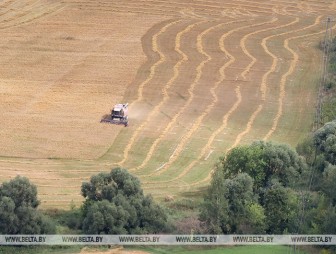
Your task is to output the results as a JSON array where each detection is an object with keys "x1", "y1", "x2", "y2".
[
  {"x1": 101, "y1": 103, "x2": 129, "y2": 127},
  {"x1": 112, "y1": 103, "x2": 128, "y2": 119}
]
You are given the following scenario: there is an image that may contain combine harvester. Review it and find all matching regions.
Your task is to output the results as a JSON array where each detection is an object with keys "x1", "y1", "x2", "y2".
[{"x1": 101, "y1": 103, "x2": 129, "y2": 127}]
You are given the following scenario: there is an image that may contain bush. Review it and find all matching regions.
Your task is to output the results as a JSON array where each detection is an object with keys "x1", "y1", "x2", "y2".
[
  {"x1": 0, "y1": 176, "x2": 56, "y2": 234},
  {"x1": 81, "y1": 168, "x2": 169, "y2": 234}
]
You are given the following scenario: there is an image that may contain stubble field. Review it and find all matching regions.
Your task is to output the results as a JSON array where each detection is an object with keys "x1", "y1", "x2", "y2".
[{"x1": 0, "y1": 0, "x2": 335, "y2": 209}]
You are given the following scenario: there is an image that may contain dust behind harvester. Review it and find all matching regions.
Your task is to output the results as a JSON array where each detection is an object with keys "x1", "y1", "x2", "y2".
[{"x1": 101, "y1": 103, "x2": 129, "y2": 127}]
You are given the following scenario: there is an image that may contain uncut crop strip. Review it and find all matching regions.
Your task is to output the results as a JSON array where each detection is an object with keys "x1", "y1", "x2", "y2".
[{"x1": 171, "y1": 0, "x2": 274, "y2": 13}]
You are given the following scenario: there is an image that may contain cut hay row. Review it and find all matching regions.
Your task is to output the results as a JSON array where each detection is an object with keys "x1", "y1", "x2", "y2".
[
  {"x1": 227, "y1": 105, "x2": 264, "y2": 151},
  {"x1": 118, "y1": 19, "x2": 182, "y2": 165},
  {"x1": 240, "y1": 17, "x2": 278, "y2": 80},
  {"x1": 259, "y1": 17, "x2": 300, "y2": 101}
]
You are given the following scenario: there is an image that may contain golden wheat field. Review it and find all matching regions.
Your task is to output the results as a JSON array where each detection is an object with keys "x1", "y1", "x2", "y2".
[{"x1": 0, "y1": 0, "x2": 335, "y2": 209}]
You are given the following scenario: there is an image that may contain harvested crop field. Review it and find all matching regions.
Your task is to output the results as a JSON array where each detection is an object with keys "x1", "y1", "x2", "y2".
[{"x1": 0, "y1": 0, "x2": 335, "y2": 208}]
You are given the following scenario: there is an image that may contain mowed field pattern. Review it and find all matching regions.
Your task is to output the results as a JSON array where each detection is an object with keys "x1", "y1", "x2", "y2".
[{"x1": 0, "y1": 0, "x2": 335, "y2": 208}]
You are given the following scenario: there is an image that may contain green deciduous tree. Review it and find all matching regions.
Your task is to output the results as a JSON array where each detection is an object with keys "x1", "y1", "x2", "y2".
[
  {"x1": 245, "y1": 202, "x2": 266, "y2": 233},
  {"x1": 201, "y1": 141, "x2": 304, "y2": 234},
  {"x1": 263, "y1": 181, "x2": 299, "y2": 234},
  {"x1": 322, "y1": 165, "x2": 336, "y2": 205},
  {"x1": 313, "y1": 120, "x2": 336, "y2": 165},
  {"x1": 1, "y1": 176, "x2": 39, "y2": 208},
  {"x1": 0, "y1": 197, "x2": 16, "y2": 233},
  {"x1": 221, "y1": 141, "x2": 305, "y2": 190},
  {"x1": 200, "y1": 173, "x2": 254, "y2": 233},
  {"x1": 0, "y1": 176, "x2": 55, "y2": 234},
  {"x1": 222, "y1": 145, "x2": 266, "y2": 189},
  {"x1": 81, "y1": 168, "x2": 168, "y2": 234}
]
